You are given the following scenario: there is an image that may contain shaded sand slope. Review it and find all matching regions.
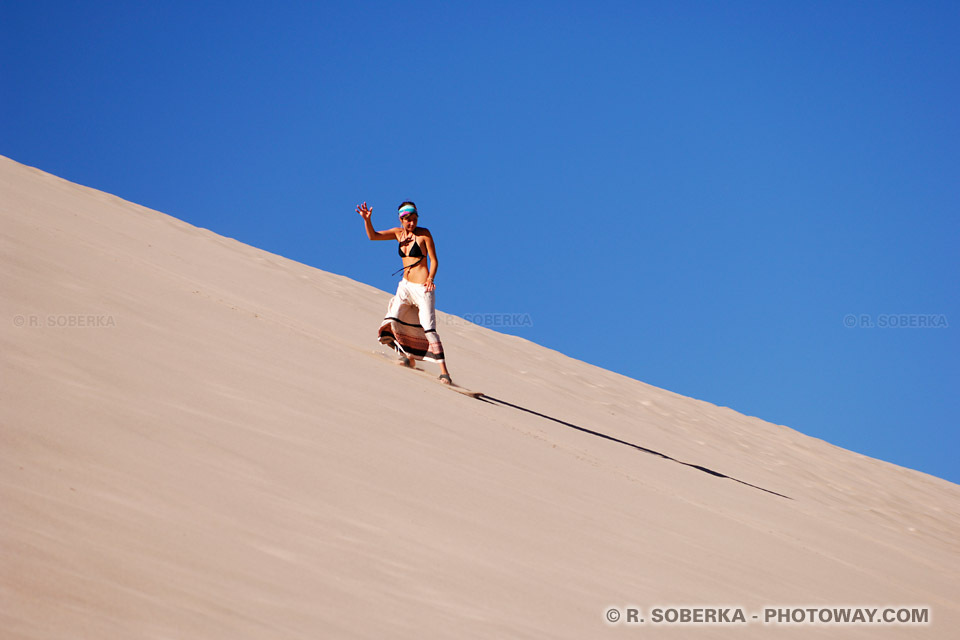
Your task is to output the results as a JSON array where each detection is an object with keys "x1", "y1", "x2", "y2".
[{"x1": 2, "y1": 155, "x2": 958, "y2": 639}]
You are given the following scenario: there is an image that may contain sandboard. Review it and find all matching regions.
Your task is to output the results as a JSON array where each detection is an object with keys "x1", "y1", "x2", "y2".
[{"x1": 373, "y1": 349, "x2": 484, "y2": 399}]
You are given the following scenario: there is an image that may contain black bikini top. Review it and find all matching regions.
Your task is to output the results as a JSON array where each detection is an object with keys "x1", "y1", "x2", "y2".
[
  {"x1": 398, "y1": 235, "x2": 424, "y2": 258},
  {"x1": 392, "y1": 232, "x2": 426, "y2": 277}
]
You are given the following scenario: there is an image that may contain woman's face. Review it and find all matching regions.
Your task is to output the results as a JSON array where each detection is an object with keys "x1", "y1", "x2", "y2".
[{"x1": 400, "y1": 213, "x2": 418, "y2": 231}]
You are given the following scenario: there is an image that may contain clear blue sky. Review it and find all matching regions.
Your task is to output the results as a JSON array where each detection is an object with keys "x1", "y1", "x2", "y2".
[{"x1": 3, "y1": 1, "x2": 957, "y2": 484}]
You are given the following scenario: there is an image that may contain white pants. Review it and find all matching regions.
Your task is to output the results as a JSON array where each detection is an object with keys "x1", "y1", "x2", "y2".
[{"x1": 386, "y1": 278, "x2": 437, "y2": 331}]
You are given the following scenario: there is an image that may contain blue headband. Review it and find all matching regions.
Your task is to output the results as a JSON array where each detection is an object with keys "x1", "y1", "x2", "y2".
[{"x1": 399, "y1": 204, "x2": 417, "y2": 217}]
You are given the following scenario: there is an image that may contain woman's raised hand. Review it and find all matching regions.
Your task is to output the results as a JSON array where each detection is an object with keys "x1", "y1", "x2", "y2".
[{"x1": 356, "y1": 202, "x2": 373, "y2": 219}]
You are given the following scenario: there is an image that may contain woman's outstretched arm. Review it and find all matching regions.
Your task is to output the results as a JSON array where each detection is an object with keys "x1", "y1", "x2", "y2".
[{"x1": 356, "y1": 202, "x2": 397, "y2": 240}]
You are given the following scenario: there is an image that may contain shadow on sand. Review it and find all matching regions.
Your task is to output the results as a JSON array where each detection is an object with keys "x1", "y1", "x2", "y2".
[{"x1": 478, "y1": 394, "x2": 791, "y2": 500}]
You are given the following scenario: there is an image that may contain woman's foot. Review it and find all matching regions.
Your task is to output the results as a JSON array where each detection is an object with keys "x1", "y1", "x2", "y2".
[
  {"x1": 397, "y1": 355, "x2": 416, "y2": 368},
  {"x1": 439, "y1": 363, "x2": 452, "y2": 384}
]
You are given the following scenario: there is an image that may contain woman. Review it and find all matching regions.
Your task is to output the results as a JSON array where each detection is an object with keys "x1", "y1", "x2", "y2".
[{"x1": 357, "y1": 200, "x2": 452, "y2": 384}]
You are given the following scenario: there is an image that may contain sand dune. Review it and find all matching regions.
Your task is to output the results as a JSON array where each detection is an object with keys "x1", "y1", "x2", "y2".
[{"x1": 2, "y1": 154, "x2": 958, "y2": 638}]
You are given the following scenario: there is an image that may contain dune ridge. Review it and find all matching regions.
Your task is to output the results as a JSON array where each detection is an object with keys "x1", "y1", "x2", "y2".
[{"x1": 2, "y1": 154, "x2": 958, "y2": 638}]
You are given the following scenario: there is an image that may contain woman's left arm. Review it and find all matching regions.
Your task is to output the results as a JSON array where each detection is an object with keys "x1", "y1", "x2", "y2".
[{"x1": 423, "y1": 231, "x2": 438, "y2": 292}]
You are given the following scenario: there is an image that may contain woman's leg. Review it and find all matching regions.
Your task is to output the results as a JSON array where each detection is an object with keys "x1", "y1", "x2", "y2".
[
  {"x1": 383, "y1": 282, "x2": 417, "y2": 367},
  {"x1": 414, "y1": 288, "x2": 450, "y2": 381}
]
